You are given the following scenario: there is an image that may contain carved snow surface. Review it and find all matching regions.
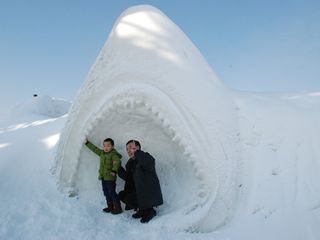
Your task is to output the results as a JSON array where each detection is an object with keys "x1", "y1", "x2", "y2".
[{"x1": 53, "y1": 5, "x2": 241, "y2": 231}]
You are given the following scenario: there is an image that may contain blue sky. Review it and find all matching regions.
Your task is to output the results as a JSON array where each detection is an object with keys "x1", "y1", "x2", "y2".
[{"x1": 0, "y1": 0, "x2": 319, "y2": 107}]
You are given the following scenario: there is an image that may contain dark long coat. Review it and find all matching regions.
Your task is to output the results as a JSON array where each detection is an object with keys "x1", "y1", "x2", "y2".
[
  {"x1": 118, "y1": 159, "x2": 138, "y2": 208},
  {"x1": 118, "y1": 159, "x2": 136, "y2": 193},
  {"x1": 133, "y1": 150, "x2": 163, "y2": 209}
]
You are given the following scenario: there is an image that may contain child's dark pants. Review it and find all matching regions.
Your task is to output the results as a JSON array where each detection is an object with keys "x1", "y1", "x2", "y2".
[{"x1": 101, "y1": 180, "x2": 121, "y2": 206}]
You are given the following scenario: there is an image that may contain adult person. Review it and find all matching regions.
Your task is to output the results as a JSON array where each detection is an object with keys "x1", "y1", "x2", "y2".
[{"x1": 118, "y1": 140, "x2": 163, "y2": 223}]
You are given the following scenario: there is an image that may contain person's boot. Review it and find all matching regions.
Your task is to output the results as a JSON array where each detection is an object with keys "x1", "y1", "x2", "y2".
[
  {"x1": 124, "y1": 204, "x2": 137, "y2": 211},
  {"x1": 132, "y1": 209, "x2": 144, "y2": 219},
  {"x1": 111, "y1": 203, "x2": 123, "y2": 215},
  {"x1": 102, "y1": 202, "x2": 113, "y2": 213},
  {"x1": 140, "y1": 208, "x2": 156, "y2": 223},
  {"x1": 124, "y1": 204, "x2": 133, "y2": 211}
]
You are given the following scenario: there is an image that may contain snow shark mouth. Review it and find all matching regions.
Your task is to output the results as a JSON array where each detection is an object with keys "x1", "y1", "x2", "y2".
[
  {"x1": 83, "y1": 84, "x2": 210, "y2": 206},
  {"x1": 57, "y1": 84, "x2": 213, "y2": 226},
  {"x1": 54, "y1": 5, "x2": 241, "y2": 232}
]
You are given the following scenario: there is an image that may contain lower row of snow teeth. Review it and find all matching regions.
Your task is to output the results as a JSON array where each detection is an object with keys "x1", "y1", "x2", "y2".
[{"x1": 78, "y1": 95, "x2": 209, "y2": 201}]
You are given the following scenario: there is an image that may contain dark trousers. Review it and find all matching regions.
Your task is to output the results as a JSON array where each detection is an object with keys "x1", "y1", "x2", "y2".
[
  {"x1": 101, "y1": 180, "x2": 120, "y2": 205},
  {"x1": 118, "y1": 190, "x2": 138, "y2": 209}
]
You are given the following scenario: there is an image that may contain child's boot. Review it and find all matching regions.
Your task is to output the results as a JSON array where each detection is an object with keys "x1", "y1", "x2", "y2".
[
  {"x1": 103, "y1": 202, "x2": 113, "y2": 213},
  {"x1": 111, "y1": 203, "x2": 123, "y2": 215}
]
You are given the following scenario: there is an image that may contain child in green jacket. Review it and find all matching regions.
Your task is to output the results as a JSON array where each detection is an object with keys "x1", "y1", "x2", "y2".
[{"x1": 85, "y1": 138, "x2": 122, "y2": 214}]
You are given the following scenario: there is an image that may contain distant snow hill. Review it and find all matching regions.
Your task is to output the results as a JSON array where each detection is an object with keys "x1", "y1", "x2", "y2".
[{"x1": 14, "y1": 95, "x2": 71, "y2": 118}]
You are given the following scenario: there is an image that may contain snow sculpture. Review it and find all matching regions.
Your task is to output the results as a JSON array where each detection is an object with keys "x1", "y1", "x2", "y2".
[{"x1": 54, "y1": 5, "x2": 241, "y2": 231}]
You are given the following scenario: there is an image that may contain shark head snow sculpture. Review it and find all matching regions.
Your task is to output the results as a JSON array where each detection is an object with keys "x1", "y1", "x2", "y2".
[{"x1": 54, "y1": 5, "x2": 241, "y2": 232}]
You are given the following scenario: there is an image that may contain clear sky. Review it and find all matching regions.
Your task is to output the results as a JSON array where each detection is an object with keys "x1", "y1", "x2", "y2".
[{"x1": 0, "y1": 0, "x2": 319, "y2": 108}]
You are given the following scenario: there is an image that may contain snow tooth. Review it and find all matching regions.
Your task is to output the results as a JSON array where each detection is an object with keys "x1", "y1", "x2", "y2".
[
  {"x1": 171, "y1": 135, "x2": 176, "y2": 141},
  {"x1": 198, "y1": 191, "x2": 206, "y2": 198},
  {"x1": 191, "y1": 161, "x2": 202, "y2": 172},
  {"x1": 96, "y1": 115, "x2": 104, "y2": 121},
  {"x1": 185, "y1": 157, "x2": 193, "y2": 164},
  {"x1": 103, "y1": 109, "x2": 110, "y2": 117},
  {"x1": 109, "y1": 102, "x2": 115, "y2": 109},
  {"x1": 199, "y1": 182, "x2": 206, "y2": 190},
  {"x1": 129, "y1": 101, "x2": 135, "y2": 108},
  {"x1": 154, "y1": 111, "x2": 160, "y2": 118},
  {"x1": 168, "y1": 127, "x2": 176, "y2": 136},
  {"x1": 193, "y1": 160, "x2": 200, "y2": 168},
  {"x1": 134, "y1": 99, "x2": 143, "y2": 106},
  {"x1": 151, "y1": 106, "x2": 157, "y2": 113},
  {"x1": 140, "y1": 100, "x2": 146, "y2": 107},
  {"x1": 141, "y1": 101, "x2": 147, "y2": 107},
  {"x1": 123, "y1": 101, "x2": 130, "y2": 108},
  {"x1": 162, "y1": 119, "x2": 170, "y2": 127},
  {"x1": 183, "y1": 149, "x2": 192, "y2": 157},
  {"x1": 195, "y1": 170, "x2": 205, "y2": 180},
  {"x1": 190, "y1": 160, "x2": 196, "y2": 167},
  {"x1": 172, "y1": 134, "x2": 181, "y2": 142},
  {"x1": 145, "y1": 102, "x2": 153, "y2": 110},
  {"x1": 184, "y1": 146, "x2": 192, "y2": 152},
  {"x1": 178, "y1": 139, "x2": 186, "y2": 148},
  {"x1": 157, "y1": 112, "x2": 164, "y2": 120},
  {"x1": 134, "y1": 99, "x2": 142, "y2": 105},
  {"x1": 84, "y1": 123, "x2": 93, "y2": 133}
]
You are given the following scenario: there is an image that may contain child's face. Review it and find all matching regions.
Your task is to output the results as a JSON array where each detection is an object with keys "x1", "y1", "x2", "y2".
[
  {"x1": 126, "y1": 142, "x2": 139, "y2": 158},
  {"x1": 103, "y1": 141, "x2": 113, "y2": 153}
]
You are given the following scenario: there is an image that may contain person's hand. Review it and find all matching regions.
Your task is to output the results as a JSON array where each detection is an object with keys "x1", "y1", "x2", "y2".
[
  {"x1": 84, "y1": 137, "x2": 88, "y2": 144},
  {"x1": 110, "y1": 171, "x2": 116, "y2": 176}
]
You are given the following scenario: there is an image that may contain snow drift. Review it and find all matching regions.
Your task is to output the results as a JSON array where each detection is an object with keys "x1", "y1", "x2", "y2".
[
  {"x1": 1, "y1": 91, "x2": 320, "y2": 239},
  {"x1": 0, "y1": 95, "x2": 70, "y2": 130},
  {"x1": 14, "y1": 95, "x2": 70, "y2": 118},
  {"x1": 54, "y1": 5, "x2": 241, "y2": 231}
]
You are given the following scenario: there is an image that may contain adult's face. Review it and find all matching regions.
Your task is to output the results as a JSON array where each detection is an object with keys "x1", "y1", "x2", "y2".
[{"x1": 126, "y1": 142, "x2": 139, "y2": 158}]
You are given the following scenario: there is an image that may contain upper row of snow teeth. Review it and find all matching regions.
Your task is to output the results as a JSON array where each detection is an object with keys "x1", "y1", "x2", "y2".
[{"x1": 79, "y1": 96, "x2": 209, "y2": 199}]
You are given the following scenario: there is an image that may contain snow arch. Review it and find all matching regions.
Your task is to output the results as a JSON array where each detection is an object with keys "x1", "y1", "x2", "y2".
[{"x1": 54, "y1": 5, "x2": 241, "y2": 231}]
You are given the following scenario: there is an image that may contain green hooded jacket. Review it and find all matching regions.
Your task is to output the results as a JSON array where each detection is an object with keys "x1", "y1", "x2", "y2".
[{"x1": 85, "y1": 141, "x2": 122, "y2": 181}]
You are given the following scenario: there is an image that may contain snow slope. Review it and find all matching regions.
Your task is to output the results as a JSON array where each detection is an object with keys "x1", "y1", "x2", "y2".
[
  {"x1": 1, "y1": 92, "x2": 319, "y2": 240},
  {"x1": 231, "y1": 91, "x2": 320, "y2": 239},
  {"x1": 1, "y1": 5, "x2": 320, "y2": 240}
]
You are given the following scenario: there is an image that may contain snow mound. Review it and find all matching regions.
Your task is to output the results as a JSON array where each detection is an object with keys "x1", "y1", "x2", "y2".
[
  {"x1": 15, "y1": 95, "x2": 71, "y2": 118},
  {"x1": 54, "y1": 5, "x2": 241, "y2": 232}
]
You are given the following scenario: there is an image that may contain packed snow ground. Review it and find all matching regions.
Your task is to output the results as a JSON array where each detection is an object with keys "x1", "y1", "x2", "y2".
[{"x1": 0, "y1": 93, "x2": 319, "y2": 240}]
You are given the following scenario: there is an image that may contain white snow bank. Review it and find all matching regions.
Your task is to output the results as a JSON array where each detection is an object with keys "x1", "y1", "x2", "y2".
[
  {"x1": 1, "y1": 90, "x2": 319, "y2": 240},
  {"x1": 0, "y1": 95, "x2": 71, "y2": 134},
  {"x1": 14, "y1": 95, "x2": 71, "y2": 118},
  {"x1": 229, "y1": 91, "x2": 320, "y2": 239}
]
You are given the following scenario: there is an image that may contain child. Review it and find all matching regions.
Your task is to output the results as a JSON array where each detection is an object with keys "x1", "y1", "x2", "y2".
[{"x1": 85, "y1": 138, "x2": 122, "y2": 214}]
